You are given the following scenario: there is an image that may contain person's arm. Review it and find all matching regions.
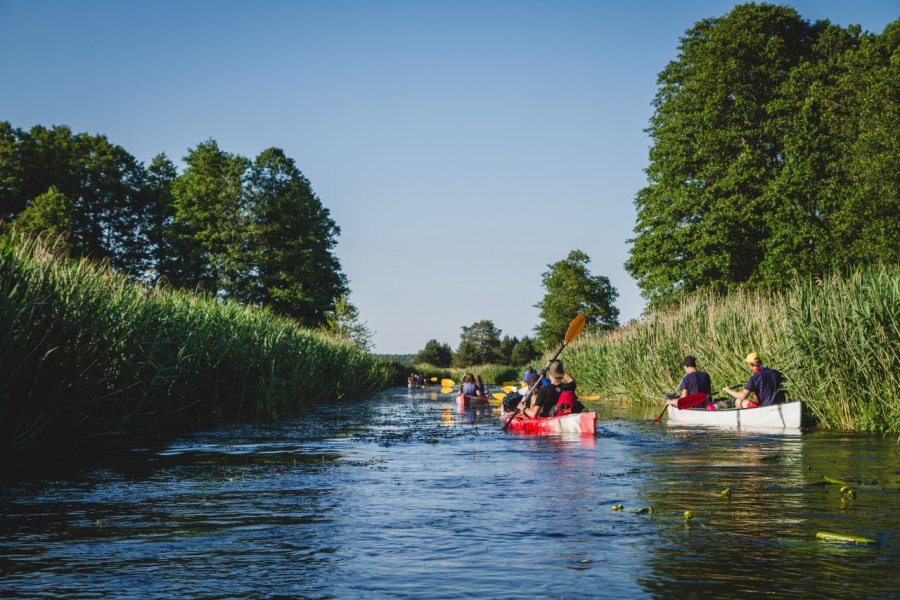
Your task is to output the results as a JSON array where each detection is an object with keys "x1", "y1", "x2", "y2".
[
  {"x1": 518, "y1": 390, "x2": 543, "y2": 418},
  {"x1": 722, "y1": 385, "x2": 750, "y2": 401}
]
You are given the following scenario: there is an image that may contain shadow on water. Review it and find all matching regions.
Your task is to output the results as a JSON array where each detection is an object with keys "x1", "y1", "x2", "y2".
[{"x1": 0, "y1": 387, "x2": 897, "y2": 598}]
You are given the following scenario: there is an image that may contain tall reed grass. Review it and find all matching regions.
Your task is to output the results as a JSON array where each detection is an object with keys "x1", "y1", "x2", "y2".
[
  {"x1": 563, "y1": 267, "x2": 900, "y2": 432},
  {"x1": 0, "y1": 232, "x2": 404, "y2": 452}
]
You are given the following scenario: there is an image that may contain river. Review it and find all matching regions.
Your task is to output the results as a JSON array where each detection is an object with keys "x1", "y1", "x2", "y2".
[{"x1": 2, "y1": 387, "x2": 898, "y2": 598}]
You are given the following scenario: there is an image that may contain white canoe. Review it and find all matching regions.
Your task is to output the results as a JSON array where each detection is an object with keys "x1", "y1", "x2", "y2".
[{"x1": 667, "y1": 401, "x2": 801, "y2": 429}]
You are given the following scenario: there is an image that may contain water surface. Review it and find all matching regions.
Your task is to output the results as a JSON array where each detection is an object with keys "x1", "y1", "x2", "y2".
[{"x1": 2, "y1": 388, "x2": 898, "y2": 598}]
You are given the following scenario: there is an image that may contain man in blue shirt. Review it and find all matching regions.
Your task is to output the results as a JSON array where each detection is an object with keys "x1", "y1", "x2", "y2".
[
  {"x1": 666, "y1": 355, "x2": 711, "y2": 406},
  {"x1": 722, "y1": 352, "x2": 786, "y2": 408}
]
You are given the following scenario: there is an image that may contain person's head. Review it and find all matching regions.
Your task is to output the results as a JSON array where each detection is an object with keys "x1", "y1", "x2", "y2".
[
  {"x1": 744, "y1": 352, "x2": 762, "y2": 369},
  {"x1": 547, "y1": 360, "x2": 565, "y2": 381},
  {"x1": 682, "y1": 356, "x2": 697, "y2": 370},
  {"x1": 463, "y1": 373, "x2": 474, "y2": 383}
]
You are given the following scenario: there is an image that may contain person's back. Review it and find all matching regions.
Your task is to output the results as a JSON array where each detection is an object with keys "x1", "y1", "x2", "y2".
[
  {"x1": 746, "y1": 367, "x2": 785, "y2": 406},
  {"x1": 680, "y1": 370, "x2": 711, "y2": 396}
]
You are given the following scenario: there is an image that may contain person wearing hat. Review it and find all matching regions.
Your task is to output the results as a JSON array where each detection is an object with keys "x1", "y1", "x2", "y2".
[
  {"x1": 518, "y1": 360, "x2": 577, "y2": 418},
  {"x1": 721, "y1": 352, "x2": 786, "y2": 408},
  {"x1": 666, "y1": 356, "x2": 712, "y2": 406}
]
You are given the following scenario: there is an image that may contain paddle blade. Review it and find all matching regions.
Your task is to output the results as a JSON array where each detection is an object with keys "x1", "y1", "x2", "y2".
[
  {"x1": 501, "y1": 385, "x2": 517, "y2": 393},
  {"x1": 440, "y1": 378, "x2": 456, "y2": 388},
  {"x1": 563, "y1": 314, "x2": 587, "y2": 346},
  {"x1": 492, "y1": 392, "x2": 506, "y2": 401},
  {"x1": 502, "y1": 381, "x2": 517, "y2": 387},
  {"x1": 676, "y1": 393, "x2": 709, "y2": 410},
  {"x1": 440, "y1": 386, "x2": 454, "y2": 394},
  {"x1": 430, "y1": 376, "x2": 438, "y2": 382}
]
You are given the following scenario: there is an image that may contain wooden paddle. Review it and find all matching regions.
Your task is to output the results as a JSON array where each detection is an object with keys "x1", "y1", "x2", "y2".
[{"x1": 502, "y1": 314, "x2": 587, "y2": 430}]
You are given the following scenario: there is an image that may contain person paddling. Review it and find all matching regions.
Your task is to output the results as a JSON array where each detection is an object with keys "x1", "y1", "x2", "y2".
[
  {"x1": 666, "y1": 356, "x2": 711, "y2": 406},
  {"x1": 517, "y1": 360, "x2": 576, "y2": 418},
  {"x1": 721, "y1": 352, "x2": 786, "y2": 408}
]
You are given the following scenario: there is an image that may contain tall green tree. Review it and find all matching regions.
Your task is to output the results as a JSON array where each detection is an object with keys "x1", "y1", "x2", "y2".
[
  {"x1": 627, "y1": 5, "x2": 898, "y2": 308},
  {"x1": 534, "y1": 250, "x2": 619, "y2": 349},
  {"x1": 13, "y1": 185, "x2": 74, "y2": 239},
  {"x1": 454, "y1": 320, "x2": 503, "y2": 366},
  {"x1": 323, "y1": 294, "x2": 374, "y2": 352},
  {"x1": 169, "y1": 140, "x2": 249, "y2": 293},
  {"x1": 244, "y1": 147, "x2": 347, "y2": 326},
  {"x1": 627, "y1": 4, "x2": 815, "y2": 307},
  {"x1": 511, "y1": 336, "x2": 541, "y2": 365},
  {"x1": 415, "y1": 339, "x2": 453, "y2": 367},
  {"x1": 142, "y1": 153, "x2": 178, "y2": 281}
]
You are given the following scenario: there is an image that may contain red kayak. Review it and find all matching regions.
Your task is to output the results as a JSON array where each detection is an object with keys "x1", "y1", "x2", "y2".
[
  {"x1": 456, "y1": 394, "x2": 489, "y2": 408},
  {"x1": 502, "y1": 411, "x2": 596, "y2": 435}
]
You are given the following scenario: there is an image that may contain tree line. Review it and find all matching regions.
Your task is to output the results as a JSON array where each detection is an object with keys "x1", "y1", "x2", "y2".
[
  {"x1": 0, "y1": 124, "x2": 365, "y2": 338},
  {"x1": 627, "y1": 4, "x2": 898, "y2": 309},
  {"x1": 416, "y1": 249, "x2": 620, "y2": 367}
]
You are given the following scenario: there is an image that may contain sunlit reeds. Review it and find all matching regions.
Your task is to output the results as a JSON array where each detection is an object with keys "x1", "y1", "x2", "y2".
[
  {"x1": 563, "y1": 268, "x2": 899, "y2": 432},
  {"x1": 0, "y1": 231, "x2": 404, "y2": 451}
]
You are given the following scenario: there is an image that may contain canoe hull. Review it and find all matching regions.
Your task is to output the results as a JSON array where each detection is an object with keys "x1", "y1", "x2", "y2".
[
  {"x1": 667, "y1": 401, "x2": 801, "y2": 429},
  {"x1": 503, "y1": 411, "x2": 597, "y2": 435}
]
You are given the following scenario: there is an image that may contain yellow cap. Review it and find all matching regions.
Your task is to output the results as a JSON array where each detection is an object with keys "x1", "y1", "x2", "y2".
[{"x1": 744, "y1": 352, "x2": 760, "y2": 365}]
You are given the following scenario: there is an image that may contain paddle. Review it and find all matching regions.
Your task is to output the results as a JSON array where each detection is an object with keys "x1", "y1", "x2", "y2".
[
  {"x1": 440, "y1": 378, "x2": 456, "y2": 388},
  {"x1": 502, "y1": 314, "x2": 587, "y2": 430},
  {"x1": 653, "y1": 392, "x2": 710, "y2": 422},
  {"x1": 440, "y1": 386, "x2": 455, "y2": 394},
  {"x1": 430, "y1": 376, "x2": 438, "y2": 382}
]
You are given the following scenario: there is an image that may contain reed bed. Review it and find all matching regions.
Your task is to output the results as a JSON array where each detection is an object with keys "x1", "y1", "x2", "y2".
[
  {"x1": 0, "y1": 232, "x2": 404, "y2": 452},
  {"x1": 563, "y1": 267, "x2": 900, "y2": 432}
]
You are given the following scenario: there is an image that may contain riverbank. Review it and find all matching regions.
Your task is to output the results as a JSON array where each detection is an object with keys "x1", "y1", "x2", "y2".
[
  {"x1": 0, "y1": 232, "x2": 403, "y2": 453},
  {"x1": 564, "y1": 267, "x2": 900, "y2": 433}
]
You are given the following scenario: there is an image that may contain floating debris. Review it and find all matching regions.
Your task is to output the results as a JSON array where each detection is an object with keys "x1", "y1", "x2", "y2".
[
  {"x1": 684, "y1": 510, "x2": 694, "y2": 521},
  {"x1": 721, "y1": 488, "x2": 732, "y2": 496},
  {"x1": 816, "y1": 531, "x2": 877, "y2": 545},
  {"x1": 633, "y1": 507, "x2": 653, "y2": 514},
  {"x1": 612, "y1": 504, "x2": 624, "y2": 511}
]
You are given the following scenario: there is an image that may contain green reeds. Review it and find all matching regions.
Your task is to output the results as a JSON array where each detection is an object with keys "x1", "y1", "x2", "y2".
[
  {"x1": 563, "y1": 267, "x2": 899, "y2": 432},
  {"x1": 0, "y1": 231, "x2": 404, "y2": 452}
]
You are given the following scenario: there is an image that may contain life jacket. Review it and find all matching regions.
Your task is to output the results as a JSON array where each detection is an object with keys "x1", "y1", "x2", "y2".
[
  {"x1": 554, "y1": 391, "x2": 577, "y2": 416},
  {"x1": 461, "y1": 382, "x2": 478, "y2": 396}
]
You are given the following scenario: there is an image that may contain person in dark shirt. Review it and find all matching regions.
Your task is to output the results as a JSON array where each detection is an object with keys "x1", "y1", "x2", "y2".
[
  {"x1": 722, "y1": 352, "x2": 786, "y2": 408},
  {"x1": 518, "y1": 360, "x2": 576, "y2": 418},
  {"x1": 666, "y1": 355, "x2": 712, "y2": 407}
]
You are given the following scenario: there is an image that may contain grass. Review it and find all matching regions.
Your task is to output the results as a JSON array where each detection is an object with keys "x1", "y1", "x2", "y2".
[
  {"x1": 0, "y1": 231, "x2": 404, "y2": 452},
  {"x1": 563, "y1": 267, "x2": 899, "y2": 433}
]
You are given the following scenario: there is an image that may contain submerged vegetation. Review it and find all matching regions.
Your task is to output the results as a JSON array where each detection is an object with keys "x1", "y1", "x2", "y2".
[
  {"x1": 0, "y1": 231, "x2": 403, "y2": 453},
  {"x1": 564, "y1": 266, "x2": 900, "y2": 433}
]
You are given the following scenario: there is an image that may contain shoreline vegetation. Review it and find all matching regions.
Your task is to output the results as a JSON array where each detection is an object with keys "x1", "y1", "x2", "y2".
[
  {"x1": 0, "y1": 231, "x2": 404, "y2": 454},
  {"x1": 563, "y1": 266, "x2": 899, "y2": 433}
]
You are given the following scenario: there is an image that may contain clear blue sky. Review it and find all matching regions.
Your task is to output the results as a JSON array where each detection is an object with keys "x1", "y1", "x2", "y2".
[{"x1": 1, "y1": 1, "x2": 896, "y2": 353}]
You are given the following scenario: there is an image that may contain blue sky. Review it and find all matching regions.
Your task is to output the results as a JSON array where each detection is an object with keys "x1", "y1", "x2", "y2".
[{"x1": 1, "y1": 1, "x2": 896, "y2": 353}]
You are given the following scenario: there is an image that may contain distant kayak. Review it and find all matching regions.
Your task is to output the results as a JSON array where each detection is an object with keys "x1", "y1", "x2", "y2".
[
  {"x1": 502, "y1": 411, "x2": 597, "y2": 435},
  {"x1": 667, "y1": 400, "x2": 801, "y2": 429}
]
